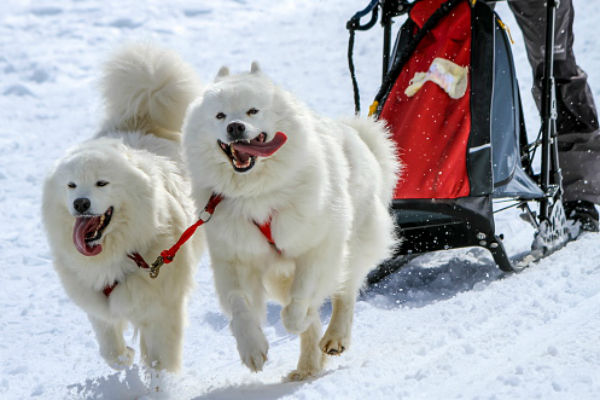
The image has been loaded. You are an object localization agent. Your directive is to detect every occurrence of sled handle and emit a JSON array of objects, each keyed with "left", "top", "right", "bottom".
[{"left": 347, "top": 0, "right": 379, "bottom": 31}]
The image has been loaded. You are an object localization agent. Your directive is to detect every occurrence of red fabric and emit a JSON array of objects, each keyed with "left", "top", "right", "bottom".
[
  {"left": 102, "top": 282, "right": 118, "bottom": 298},
  {"left": 254, "top": 217, "right": 282, "bottom": 255},
  {"left": 127, "top": 252, "right": 150, "bottom": 269},
  {"left": 380, "top": 0, "right": 472, "bottom": 199}
]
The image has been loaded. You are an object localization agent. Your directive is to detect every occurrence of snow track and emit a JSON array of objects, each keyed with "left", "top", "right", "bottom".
[{"left": 1, "top": 1, "right": 599, "bottom": 398}]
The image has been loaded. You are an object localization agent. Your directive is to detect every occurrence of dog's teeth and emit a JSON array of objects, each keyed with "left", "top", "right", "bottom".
[
  {"left": 99, "top": 215, "right": 105, "bottom": 225},
  {"left": 233, "top": 159, "right": 250, "bottom": 169}
]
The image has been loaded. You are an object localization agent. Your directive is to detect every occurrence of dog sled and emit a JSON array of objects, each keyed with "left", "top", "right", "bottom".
[{"left": 345, "top": 0, "right": 576, "bottom": 284}]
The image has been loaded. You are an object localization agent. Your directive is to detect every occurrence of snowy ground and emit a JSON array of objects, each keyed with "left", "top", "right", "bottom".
[{"left": 1, "top": 0, "right": 600, "bottom": 399}]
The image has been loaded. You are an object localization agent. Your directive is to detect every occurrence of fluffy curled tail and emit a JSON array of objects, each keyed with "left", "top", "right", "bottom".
[
  {"left": 346, "top": 117, "right": 401, "bottom": 203},
  {"left": 100, "top": 43, "right": 201, "bottom": 139}
]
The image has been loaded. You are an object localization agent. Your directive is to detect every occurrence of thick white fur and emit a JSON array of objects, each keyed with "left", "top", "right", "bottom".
[
  {"left": 182, "top": 66, "right": 400, "bottom": 380},
  {"left": 42, "top": 44, "right": 203, "bottom": 372}
]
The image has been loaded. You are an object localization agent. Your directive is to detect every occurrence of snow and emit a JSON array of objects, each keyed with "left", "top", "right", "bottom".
[{"left": 1, "top": 0, "right": 599, "bottom": 399}]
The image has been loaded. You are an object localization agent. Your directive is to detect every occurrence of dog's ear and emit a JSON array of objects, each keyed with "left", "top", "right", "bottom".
[
  {"left": 215, "top": 66, "right": 230, "bottom": 81},
  {"left": 250, "top": 61, "right": 261, "bottom": 74}
]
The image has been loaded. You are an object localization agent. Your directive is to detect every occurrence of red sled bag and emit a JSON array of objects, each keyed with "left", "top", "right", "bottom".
[
  {"left": 380, "top": 0, "right": 472, "bottom": 199},
  {"left": 371, "top": 0, "right": 541, "bottom": 201}
]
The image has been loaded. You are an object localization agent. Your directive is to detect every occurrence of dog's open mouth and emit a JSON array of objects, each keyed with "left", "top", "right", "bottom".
[
  {"left": 72, "top": 207, "right": 113, "bottom": 256},
  {"left": 218, "top": 131, "right": 287, "bottom": 173}
]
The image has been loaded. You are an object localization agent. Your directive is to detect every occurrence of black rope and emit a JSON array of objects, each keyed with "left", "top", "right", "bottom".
[
  {"left": 346, "top": 0, "right": 380, "bottom": 115},
  {"left": 348, "top": 28, "right": 361, "bottom": 115}
]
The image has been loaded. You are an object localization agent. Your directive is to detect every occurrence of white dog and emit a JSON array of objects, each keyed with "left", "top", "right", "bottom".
[
  {"left": 182, "top": 64, "right": 400, "bottom": 380},
  {"left": 42, "top": 44, "right": 203, "bottom": 372}
]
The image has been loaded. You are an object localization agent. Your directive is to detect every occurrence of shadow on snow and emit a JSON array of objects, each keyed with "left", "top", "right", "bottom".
[{"left": 361, "top": 247, "right": 505, "bottom": 309}]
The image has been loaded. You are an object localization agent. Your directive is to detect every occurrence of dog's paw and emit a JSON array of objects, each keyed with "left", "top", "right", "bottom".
[
  {"left": 285, "top": 351, "right": 325, "bottom": 382},
  {"left": 320, "top": 332, "right": 350, "bottom": 356},
  {"left": 104, "top": 346, "right": 135, "bottom": 370},
  {"left": 281, "top": 301, "right": 311, "bottom": 334},
  {"left": 285, "top": 368, "right": 318, "bottom": 382},
  {"left": 235, "top": 324, "right": 269, "bottom": 372}
]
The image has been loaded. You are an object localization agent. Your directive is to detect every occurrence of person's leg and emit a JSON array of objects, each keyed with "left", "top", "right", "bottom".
[
  {"left": 508, "top": 0, "right": 598, "bottom": 133},
  {"left": 508, "top": 0, "right": 600, "bottom": 230}
]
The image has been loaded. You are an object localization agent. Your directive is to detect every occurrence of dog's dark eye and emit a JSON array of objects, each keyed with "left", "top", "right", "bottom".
[
  {"left": 96, "top": 180, "right": 109, "bottom": 187},
  {"left": 247, "top": 108, "right": 259, "bottom": 116},
  {"left": 67, "top": 182, "right": 76, "bottom": 189},
  {"left": 216, "top": 112, "right": 226, "bottom": 120}
]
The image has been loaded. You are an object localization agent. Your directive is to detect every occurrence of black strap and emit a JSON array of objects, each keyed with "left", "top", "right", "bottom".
[{"left": 348, "top": 29, "right": 361, "bottom": 115}]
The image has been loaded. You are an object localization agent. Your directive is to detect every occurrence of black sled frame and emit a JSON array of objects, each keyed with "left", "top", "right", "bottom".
[{"left": 346, "top": 0, "right": 574, "bottom": 283}]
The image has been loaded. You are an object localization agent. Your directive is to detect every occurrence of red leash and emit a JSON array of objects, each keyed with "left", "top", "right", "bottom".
[
  {"left": 149, "top": 193, "right": 223, "bottom": 278},
  {"left": 149, "top": 192, "right": 282, "bottom": 279},
  {"left": 103, "top": 194, "right": 223, "bottom": 295}
]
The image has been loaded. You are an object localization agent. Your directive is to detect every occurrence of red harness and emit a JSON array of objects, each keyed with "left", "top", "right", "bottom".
[
  {"left": 102, "top": 252, "right": 150, "bottom": 297},
  {"left": 253, "top": 216, "right": 282, "bottom": 255}
]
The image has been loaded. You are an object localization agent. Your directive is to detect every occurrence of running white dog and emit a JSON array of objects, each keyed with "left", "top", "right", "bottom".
[
  {"left": 42, "top": 44, "right": 203, "bottom": 372},
  {"left": 182, "top": 64, "right": 400, "bottom": 380}
]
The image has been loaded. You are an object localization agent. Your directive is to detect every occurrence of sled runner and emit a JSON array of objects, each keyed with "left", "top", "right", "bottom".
[{"left": 346, "top": 0, "right": 574, "bottom": 283}]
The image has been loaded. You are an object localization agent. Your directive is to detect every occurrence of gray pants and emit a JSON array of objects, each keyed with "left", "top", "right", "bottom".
[{"left": 508, "top": 0, "right": 600, "bottom": 203}]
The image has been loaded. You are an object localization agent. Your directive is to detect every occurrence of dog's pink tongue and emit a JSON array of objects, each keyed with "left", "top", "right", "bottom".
[
  {"left": 231, "top": 132, "right": 287, "bottom": 157},
  {"left": 73, "top": 217, "right": 102, "bottom": 256}
]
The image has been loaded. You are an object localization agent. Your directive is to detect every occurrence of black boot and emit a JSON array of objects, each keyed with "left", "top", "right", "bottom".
[{"left": 564, "top": 200, "right": 600, "bottom": 232}]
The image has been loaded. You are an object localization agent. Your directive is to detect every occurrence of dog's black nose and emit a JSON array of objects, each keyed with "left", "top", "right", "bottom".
[
  {"left": 73, "top": 197, "right": 91, "bottom": 213},
  {"left": 227, "top": 122, "right": 246, "bottom": 141}
]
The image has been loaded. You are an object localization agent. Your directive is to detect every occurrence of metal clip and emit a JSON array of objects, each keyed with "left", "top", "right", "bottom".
[
  {"left": 199, "top": 209, "right": 213, "bottom": 223},
  {"left": 150, "top": 255, "right": 164, "bottom": 279}
]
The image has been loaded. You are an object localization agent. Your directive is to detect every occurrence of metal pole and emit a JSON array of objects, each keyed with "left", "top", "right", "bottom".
[
  {"left": 382, "top": 1, "right": 393, "bottom": 82},
  {"left": 540, "top": 0, "right": 557, "bottom": 220}
]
